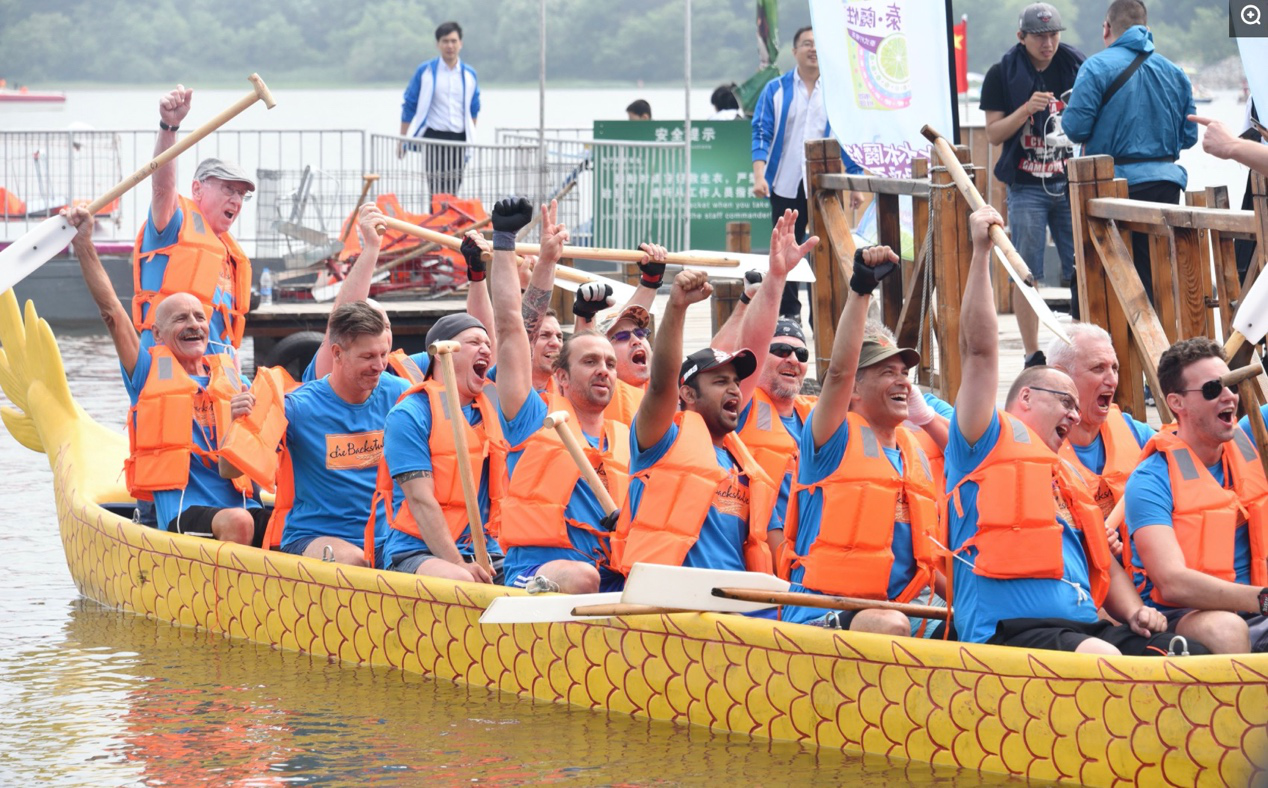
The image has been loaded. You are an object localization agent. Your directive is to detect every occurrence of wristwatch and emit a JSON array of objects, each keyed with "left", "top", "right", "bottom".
[{"left": 1258, "top": 588, "right": 1268, "bottom": 615}]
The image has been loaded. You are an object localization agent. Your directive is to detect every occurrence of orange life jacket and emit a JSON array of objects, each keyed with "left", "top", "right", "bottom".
[
  {"left": 1133, "top": 430, "right": 1268, "bottom": 605},
  {"left": 780, "top": 415, "right": 940, "bottom": 602},
  {"left": 1058, "top": 405, "right": 1144, "bottom": 518},
  {"left": 499, "top": 395, "right": 630, "bottom": 562},
  {"left": 362, "top": 380, "right": 508, "bottom": 564},
  {"left": 387, "top": 349, "right": 426, "bottom": 385},
  {"left": 125, "top": 346, "right": 255, "bottom": 501},
  {"left": 132, "top": 195, "right": 252, "bottom": 349},
  {"left": 603, "top": 378, "right": 646, "bottom": 426},
  {"left": 949, "top": 412, "right": 1112, "bottom": 608},
  {"left": 217, "top": 366, "right": 290, "bottom": 493},
  {"left": 912, "top": 427, "right": 947, "bottom": 496},
  {"left": 736, "top": 388, "right": 813, "bottom": 488},
  {"left": 611, "top": 412, "right": 775, "bottom": 575}
]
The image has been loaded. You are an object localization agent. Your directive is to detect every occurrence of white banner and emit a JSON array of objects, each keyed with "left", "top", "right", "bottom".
[
  {"left": 1238, "top": 38, "right": 1268, "bottom": 132},
  {"left": 810, "top": 0, "right": 955, "bottom": 178}
]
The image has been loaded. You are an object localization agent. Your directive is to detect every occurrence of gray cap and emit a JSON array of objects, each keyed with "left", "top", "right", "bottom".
[
  {"left": 425, "top": 313, "right": 487, "bottom": 350},
  {"left": 1019, "top": 3, "right": 1065, "bottom": 34},
  {"left": 193, "top": 157, "right": 256, "bottom": 191}
]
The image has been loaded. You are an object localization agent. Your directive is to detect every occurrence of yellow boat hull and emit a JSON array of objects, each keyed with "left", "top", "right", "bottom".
[{"left": 6, "top": 290, "right": 1268, "bottom": 785}]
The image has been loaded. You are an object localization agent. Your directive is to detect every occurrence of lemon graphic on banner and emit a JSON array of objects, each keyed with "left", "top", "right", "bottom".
[{"left": 845, "top": 1, "right": 912, "bottom": 111}]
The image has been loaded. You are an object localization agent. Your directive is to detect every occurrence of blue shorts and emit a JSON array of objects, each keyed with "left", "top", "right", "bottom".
[
  {"left": 389, "top": 549, "right": 504, "bottom": 583},
  {"left": 508, "top": 563, "right": 625, "bottom": 592},
  {"left": 281, "top": 535, "right": 384, "bottom": 569}
]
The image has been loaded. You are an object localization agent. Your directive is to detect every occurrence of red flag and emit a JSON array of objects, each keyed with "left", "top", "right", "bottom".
[{"left": 953, "top": 16, "right": 968, "bottom": 94}]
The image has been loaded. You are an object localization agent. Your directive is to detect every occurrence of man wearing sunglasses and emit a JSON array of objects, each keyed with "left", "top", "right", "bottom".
[
  {"left": 779, "top": 243, "right": 945, "bottom": 636},
  {"left": 946, "top": 206, "right": 1191, "bottom": 656},
  {"left": 134, "top": 86, "right": 256, "bottom": 359},
  {"left": 1123, "top": 338, "right": 1268, "bottom": 654}
]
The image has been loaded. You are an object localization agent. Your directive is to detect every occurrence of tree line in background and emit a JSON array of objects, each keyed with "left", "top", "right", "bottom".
[{"left": 0, "top": 0, "right": 1235, "bottom": 88}]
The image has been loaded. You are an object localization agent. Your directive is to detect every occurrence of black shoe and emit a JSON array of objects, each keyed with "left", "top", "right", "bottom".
[{"left": 1024, "top": 350, "right": 1047, "bottom": 368}]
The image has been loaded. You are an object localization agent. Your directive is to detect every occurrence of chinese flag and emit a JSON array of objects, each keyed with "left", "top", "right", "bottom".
[{"left": 954, "top": 16, "right": 968, "bottom": 94}]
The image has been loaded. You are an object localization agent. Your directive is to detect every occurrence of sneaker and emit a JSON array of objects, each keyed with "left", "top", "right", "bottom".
[
  {"left": 1024, "top": 350, "right": 1047, "bottom": 368},
  {"left": 524, "top": 575, "right": 560, "bottom": 595}
]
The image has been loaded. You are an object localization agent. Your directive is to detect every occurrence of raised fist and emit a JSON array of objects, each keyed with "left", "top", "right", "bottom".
[
  {"left": 159, "top": 85, "right": 193, "bottom": 127},
  {"left": 461, "top": 232, "right": 489, "bottom": 282},
  {"left": 491, "top": 197, "right": 534, "bottom": 235},
  {"left": 637, "top": 243, "right": 668, "bottom": 288},
  {"left": 669, "top": 269, "right": 713, "bottom": 307},
  {"left": 849, "top": 245, "right": 900, "bottom": 295},
  {"left": 573, "top": 282, "right": 614, "bottom": 319}
]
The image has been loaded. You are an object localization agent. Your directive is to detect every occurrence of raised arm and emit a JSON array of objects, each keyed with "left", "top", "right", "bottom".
[
  {"left": 460, "top": 231, "right": 495, "bottom": 354},
  {"left": 65, "top": 207, "right": 140, "bottom": 375},
  {"left": 633, "top": 270, "right": 712, "bottom": 450},
  {"left": 151, "top": 86, "right": 193, "bottom": 234},
  {"left": 312, "top": 204, "right": 385, "bottom": 378},
  {"left": 522, "top": 199, "right": 566, "bottom": 339},
  {"left": 489, "top": 198, "right": 536, "bottom": 418},
  {"left": 733, "top": 210, "right": 817, "bottom": 406},
  {"left": 399, "top": 474, "right": 491, "bottom": 583},
  {"left": 579, "top": 242, "right": 666, "bottom": 332},
  {"left": 956, "top": 206, "right": 1005, "bottom": 445},
  {"left": 810, "top": 245, "right": 898, "bottom": 448},
  {"left": 711, "top": 271, "right": 761, "bottom": 351}
]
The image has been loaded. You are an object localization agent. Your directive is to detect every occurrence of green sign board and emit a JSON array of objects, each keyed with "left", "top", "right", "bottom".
[{"left": 592, "top": 120, "right": 771, "bottom": 252}]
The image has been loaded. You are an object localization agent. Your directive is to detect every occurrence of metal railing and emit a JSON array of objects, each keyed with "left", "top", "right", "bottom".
[{"left": 494, "top": 127, "right": 593, "bottom": 144}]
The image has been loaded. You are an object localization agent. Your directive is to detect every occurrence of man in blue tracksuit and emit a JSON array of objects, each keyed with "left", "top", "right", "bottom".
[
  {"left": 1062, "top": 0, "right": 1196, "bottom": 303},
  {"left": 400, "top": 21, "right": 481, "bottom": 198},
  {"left": 751, "top": 25, "right": 862, "bottom": 323}
]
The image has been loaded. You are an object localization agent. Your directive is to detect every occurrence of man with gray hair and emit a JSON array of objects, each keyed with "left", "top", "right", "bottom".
[
  {"left": 133, "top": 85, "right": 256, "bottom": 356},
  {"left": 1047, "top": 323, "right": 1154, "bottom": 522}
]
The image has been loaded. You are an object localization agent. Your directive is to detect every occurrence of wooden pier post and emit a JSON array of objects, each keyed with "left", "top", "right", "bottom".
[
  {"left": 929, "top": 144, "right": 974, "bottom": 401},
  {"left": 709, "top": 221, "right": 751, "bottom": 334},
  {"left": 805, "top": 139, "right": 850, "bottom": 377}
]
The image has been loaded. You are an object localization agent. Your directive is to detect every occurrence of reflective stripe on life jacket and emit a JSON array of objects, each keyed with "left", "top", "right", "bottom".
[
  {"left": 132, "top": 195, "right": 252, "bottom": 349},
  {"left": 387, "top": 349, "right": 426, "bottom": 385},
  {"left": 611, "top": 411, "right": 775, "bottom": 575},
  {"left": 736, "top": 388, "right": 812, "bottom": 489},
  {"left": 1059, "top": 405, "right": 1144, "bottom": 518},
  {"left": 362, "top": 380, "right": 508, "bottom": 564},
  {"left": 780, "top": 415, "right": 940, "bottom": 603},
  {"left": 912, "top": 427, "right": 947, "bottom": 497},
  {"left": 124, "top": 346, "right": 254, "bottom": 501},
  {"left": 499, "top": 395, "right": 629, "bottom": 561},
  {"left": 1133, "top": 429, "right": 1268, "bottom": 605},
  {"left": 603, "top": 378, "right": 645, "bottom": 426},
  {"left": 217, "top": 366, "right": 290, "bottom": 493},
  {"left": 949, "top": 412, "right": 1112, "bottom": 608}
]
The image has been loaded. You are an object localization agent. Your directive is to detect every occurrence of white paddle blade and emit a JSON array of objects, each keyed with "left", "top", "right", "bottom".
[
  {"left": 0, "top": 216, "right": 78, "bottom": 293},
  {"left": 993, "top": 246, "right": 1071, "bottom": 345},
  {"left": 621, "top": 563, "right": 790, "bottom": 613},
  {"left": 1234, "top": 267, "right": 1268, "bottom": 345},
  {"left": 478, "top": 591, "right": 623, "bottom": 624}
]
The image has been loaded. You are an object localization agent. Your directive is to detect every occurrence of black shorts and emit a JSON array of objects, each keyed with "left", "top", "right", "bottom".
[
  {"left": 166, "top": 506, "right": 272, "bottom": 548},
  {"left": 988, "top": 617, "right": 1212, "bottom": 657}
]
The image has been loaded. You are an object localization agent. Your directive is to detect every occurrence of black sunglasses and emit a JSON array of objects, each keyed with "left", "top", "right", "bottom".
[
  {"left": 1180, "top": 379, "right": 1238, "bottom": 401},
  {"left": 770, "top": 343, "right": 809, "bottom": 362}
]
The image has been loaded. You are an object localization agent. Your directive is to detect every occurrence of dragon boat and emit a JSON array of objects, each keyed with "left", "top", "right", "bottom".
[{"left": 2, "top": 288, "right": 1266, "bottom": 786}]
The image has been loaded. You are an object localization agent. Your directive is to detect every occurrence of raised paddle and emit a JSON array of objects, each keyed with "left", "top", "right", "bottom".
[
  {"left": 919, "top": 125, "right": 1071, "bottom": 345},
  {"left": 0, "top": 74, "right": 277, "bottom": 294},
  {"left": 377, "top": 215, "right": 741, "bottom": 268},
  {"left": 620, "top": 563, "right": 791, "bottom": 613},
  {"left": 429, "top": 339, "right": 493, "bottom": 575},
  {"left": 711, "top": 588, "right": 951, "bottom": 621},
  {"left": 310, "top": 174, "right": 383, "bottom": 301},
  {"left": 480, "top": 592, "right": 625, "bottom": 624},
  {"left": 340, "top": 173, "right": 380, "bottom": 246},
  {"left": 542, "top": 410, "right": 619, "bottom": 516}
]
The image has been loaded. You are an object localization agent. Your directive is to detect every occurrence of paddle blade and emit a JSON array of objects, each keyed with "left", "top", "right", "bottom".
[
  {"left": 0, "top": 216, "right": 78, "bottom": 293},
  {"left": 1234, "top": 267, "right": 1268, "bottom": 345},
  {"left": 478, "top": 591, "right": 623, "bottom": 624},
  {"left": 621, "top": 563, "right": 791, "bottom": 613}
]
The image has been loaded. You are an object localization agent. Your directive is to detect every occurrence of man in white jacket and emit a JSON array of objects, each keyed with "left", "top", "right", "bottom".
[{"left": 400, "top": 21, "right": 480, "bottom": 198}]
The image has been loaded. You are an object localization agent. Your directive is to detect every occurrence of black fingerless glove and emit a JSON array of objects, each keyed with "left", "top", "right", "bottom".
[
  {"left": 491, "top": 197, "right": 533, "bottom": 249},
  {"left": 849, "top": 246, "right": 897, "bottom": 295},
  {"left": 572, "top": 282, "right": 614, "bottom": 319},
  {"left": 461, "top": 236, "right": 486, "bottom": 282},
  {"left": 638, "top": 254, "right": 666, "bottom": 289},
  {"left": 740, "top": 269, "right": 763, "bottom": 305}
]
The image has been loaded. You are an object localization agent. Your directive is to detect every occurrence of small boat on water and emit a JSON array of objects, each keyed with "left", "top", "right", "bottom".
[
  {"left": 0, "top": 87, "right": 66, "bottom": 104},
  {"left": 2, "top": 288, "right": 1266, "bottom": 786}
]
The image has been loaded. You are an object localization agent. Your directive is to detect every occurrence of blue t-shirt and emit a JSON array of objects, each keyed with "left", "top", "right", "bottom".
[
  {"left": 281, "top": 375, "right": 412, "bottom": 550},
  {"left": 925, "top": 392, "right": 954, "bottom": 419},
  {"left": 781, "top": 415, "right": 920, "bottom": 625},
  {"left": 301, "top": 350, "right": 430, "bottom": 384},
  {"left": 624, "top": 418, "right": 779, "bottom": 574},
  {"left": 1124, "top": 451, "right": 1251, "bottom": 611},
  {"left": 137, "top": 205, "right": 238, "bottom": 356},
  {"left": 380, "top": 390, "right": 502, "bottom": 567},
  {"left": 499, "top": 390, "right": 615, "bottom": 584},
  {"left": 1069, "top": 411, "right": 1155, "bottom": 476},
  {"left": 946, "top": 410, "right": 1099, "bottom": 644},
  {"left": 1237, "top": 403, "right": 1268, "bottom": 444},
  {"left": 124, "top": 350, "right": 258, "bottom": 531},
  {"left": 735, "top": 398, "right": 804, "bottom": 532}
]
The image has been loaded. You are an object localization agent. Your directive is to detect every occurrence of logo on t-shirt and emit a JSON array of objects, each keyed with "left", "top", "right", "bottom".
[
  {"left": 714, "top": 469, "right": 750, "bottom": 520},
  {"left": 326, "top": 431, "right": 384, "bottom": 470}
]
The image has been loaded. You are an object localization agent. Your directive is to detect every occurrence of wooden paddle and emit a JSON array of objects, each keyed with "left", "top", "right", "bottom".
[
  {"left": 310, "top": 174, "right": 383, "bottom": 302},
  {"left": 429, "top": 339, "right": 492, "bottom": 575},
  {"left": 1225, "top": 264, "right": 1268, "bottom": 357},
  {"left": 340, "top": 173, "right": 380, "bottom": 245},
  {"left": 0, "top": 74, "right": 276, "bottom": 294},
  {"left": 377, "top": 215, "right": 740, "bottom": 268},
  {"left": 919, "top": 125, "right": 1071, "bottom": 345},
  {"left": 571, "top": 603, "right": 685, "bottom": 617},
  {"left": 712, "top": 588, "right": 950, "bottom": 621},
  {"left": 480, "top": 592, "right": 624, "bottom": 624},
  {"left": 620, "top": 563, "right": 791, "bottom": 613},
  {"left": 542, "top": 411, "right": 619, "bottom": 515}
]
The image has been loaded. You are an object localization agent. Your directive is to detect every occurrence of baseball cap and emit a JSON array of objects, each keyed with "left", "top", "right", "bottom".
[
  {"left": 193, "top": 157, "right": 256, "bottom": 191},
  {"left": 597, "top": 304, "right": 651, "bottom": 338},
  {"left": 773, "top": 318, "right": 806, "bottom": 344},
  {"left": 680, "top": 347, "right": 757, "bottom": 386},
  {"left": 1018, "top": 3, "right": 1065, "bottom": 34},
  {"left": 857, "top": 333, "right": 920, "bottom": 370}
]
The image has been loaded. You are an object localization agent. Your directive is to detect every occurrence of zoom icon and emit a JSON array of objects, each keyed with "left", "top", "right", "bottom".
[{"left": 1232, "top": 1, "right": 1268, "bottom": 35}]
